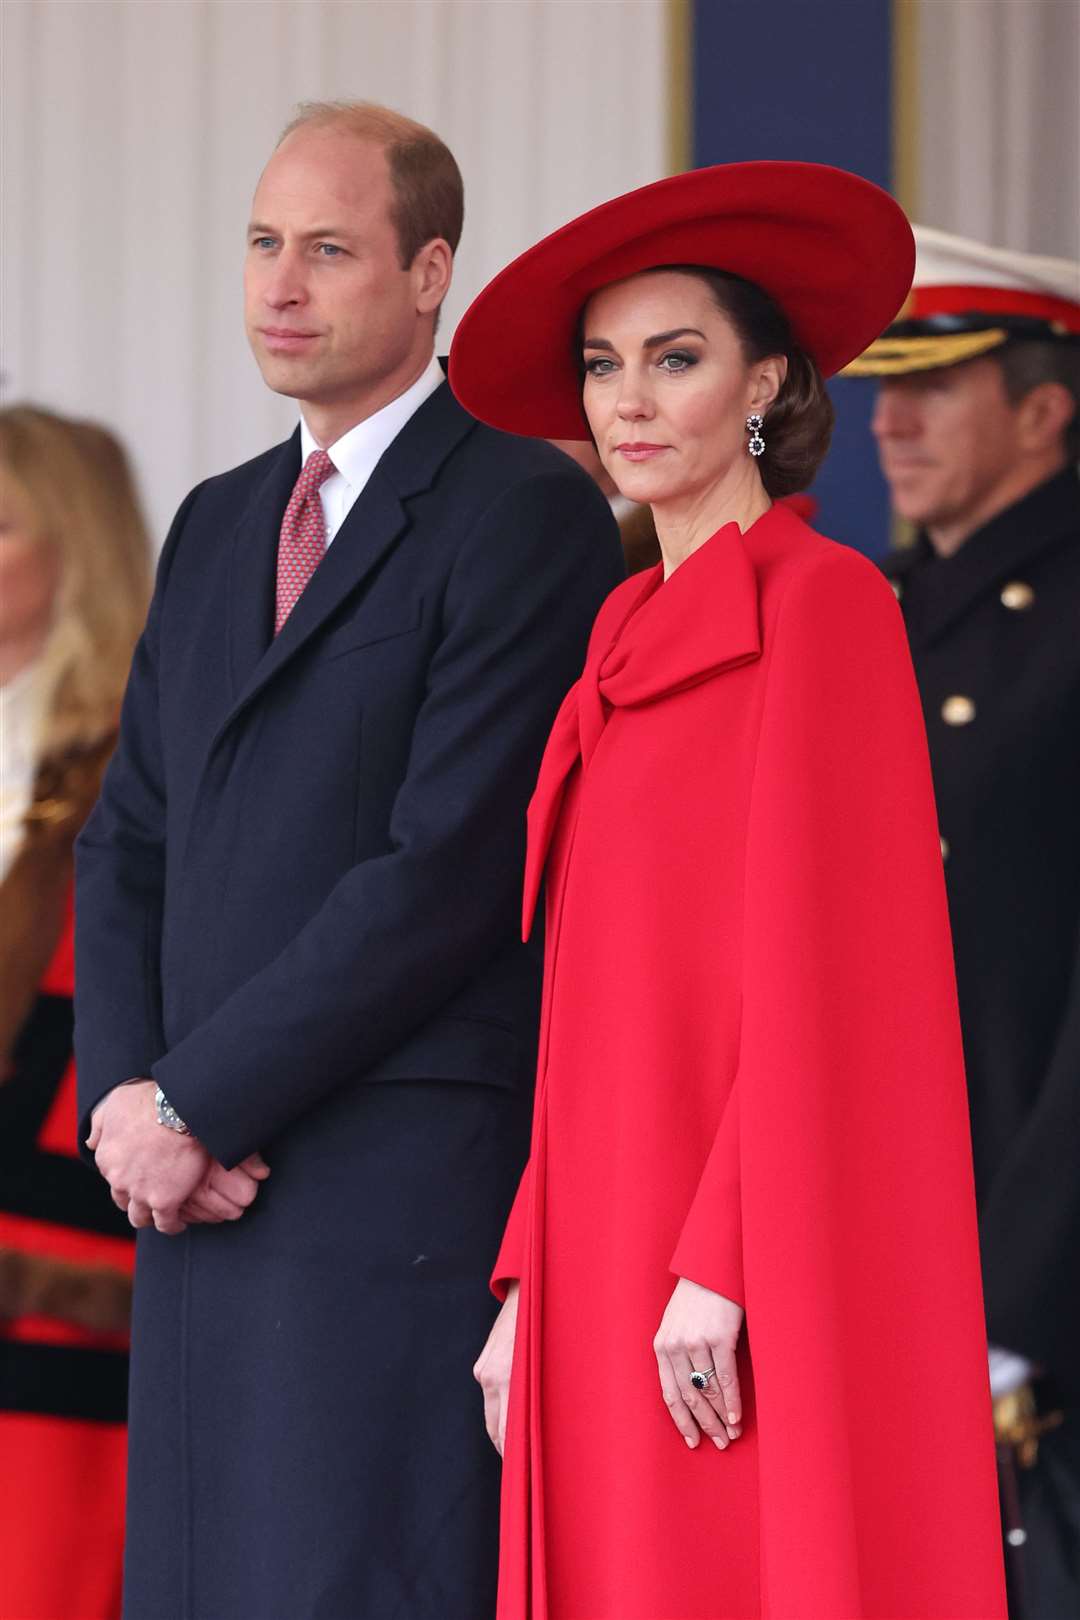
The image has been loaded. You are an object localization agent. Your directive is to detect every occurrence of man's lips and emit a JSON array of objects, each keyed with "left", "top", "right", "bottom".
[
  {"left": 615, "top": 443, "right": 669, "bottom": 462},
  {"left": 258, "top": 327, "right": 320, "bottom": 351}
]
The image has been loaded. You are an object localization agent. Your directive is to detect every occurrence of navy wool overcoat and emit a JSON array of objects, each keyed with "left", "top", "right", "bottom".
[{"left": 74, "top": 379, "right": 623, "bottom": 1620}]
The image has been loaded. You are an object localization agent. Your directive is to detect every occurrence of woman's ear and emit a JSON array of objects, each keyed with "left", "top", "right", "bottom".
[{"left": 750, "top": 354, "right": 788, "bottom": 416}]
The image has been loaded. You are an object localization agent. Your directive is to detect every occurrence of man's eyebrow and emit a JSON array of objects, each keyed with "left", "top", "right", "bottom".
[
  {"left": 581, "top": 327, "right": 707, "bottom": 351},
  {"left": 246, "top": 222, "right": 356, "bottom": 239}
]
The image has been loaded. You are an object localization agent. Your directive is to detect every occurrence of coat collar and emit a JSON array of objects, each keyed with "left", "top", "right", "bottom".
[
  {"left": 883, "top": 467, "right": 1080, "bottom": 648},
  {"left": 217, "top": 379, "right": 474, "bottom": 746},
  {"left": 522, "top": 512, "right": 764, "bottom": 938}
]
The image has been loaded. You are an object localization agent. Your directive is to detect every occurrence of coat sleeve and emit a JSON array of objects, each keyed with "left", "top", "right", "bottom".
[
  {"left": 978, "top": 907, "right": 1080, "bottom": 1394},
  {"left": 683, "top": 545, "right": 1005, "bottom": 1618},
  {"left": 74, "top": 488, "right": 199, "bottom": 1148},
  {"left": 491, "top": 1158, "right": 531, "bottom": 1300},
  {"left": 145, "top": 472, "right": 623, "bottom": 1167}
]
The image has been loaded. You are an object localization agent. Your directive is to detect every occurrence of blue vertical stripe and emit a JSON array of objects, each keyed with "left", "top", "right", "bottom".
[{"left": 690, "top": 0, "right": 896, "bottom": 556}]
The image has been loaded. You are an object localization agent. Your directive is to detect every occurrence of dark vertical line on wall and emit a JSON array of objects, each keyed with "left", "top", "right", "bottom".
[
  {"left": 667, "top": 0, "right": 692, "bottom": 175},
  {"left": 690, "top": 0, "right": 895, "bottom": 557}
]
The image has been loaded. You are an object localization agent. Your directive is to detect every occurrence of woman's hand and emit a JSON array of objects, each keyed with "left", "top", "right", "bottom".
[
  {"left": 473, "top": 1282, "right": 519, "bottom": 1456},
  {"left": 654, "top": 1276, "right": 744, "bottom": 1450}
]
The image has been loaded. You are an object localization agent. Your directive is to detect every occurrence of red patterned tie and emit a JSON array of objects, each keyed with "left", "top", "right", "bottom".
[{"left": 275, "top": 448, "right": 335, "bottom": 634}]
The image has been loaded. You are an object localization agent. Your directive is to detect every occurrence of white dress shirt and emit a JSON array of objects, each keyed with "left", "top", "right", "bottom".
[{"left": 299, "top": 353, "right": 445, "bottom": 546}]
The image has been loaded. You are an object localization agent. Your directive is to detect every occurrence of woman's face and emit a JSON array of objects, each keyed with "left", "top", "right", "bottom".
[
  {"left": 581, "top": 270, "right": 780, "bottom": 508},
  {"left": 0, "top": 470, "right": 60, "bottom": 657}
]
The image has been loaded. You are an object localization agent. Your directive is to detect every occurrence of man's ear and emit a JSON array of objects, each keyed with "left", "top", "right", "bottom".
[
  {"left": 1016, "top": 379, "right": 1075, "bottom": 454},
  {"left": 414, "top": 238, "right": 453, "bottom": 317}
]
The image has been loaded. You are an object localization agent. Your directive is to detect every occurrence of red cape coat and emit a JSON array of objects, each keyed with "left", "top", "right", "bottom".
[{"left": 492, "top": 506, "right": 1006, "bottom": 1620}]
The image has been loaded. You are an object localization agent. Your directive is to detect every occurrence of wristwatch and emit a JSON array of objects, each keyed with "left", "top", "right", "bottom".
[{"left": 154, "top": 1085, "right": 191, "bottom": 1135}]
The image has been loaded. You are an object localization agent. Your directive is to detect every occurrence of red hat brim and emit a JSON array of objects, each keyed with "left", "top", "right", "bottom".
[{"left": 448, "top": 161, "right": 914, "bottom": 439}]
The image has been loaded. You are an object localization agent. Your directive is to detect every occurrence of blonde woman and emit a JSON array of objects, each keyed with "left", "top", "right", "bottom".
[{"left": 0, "top": 405, "right": 150, "bottom": 1620}]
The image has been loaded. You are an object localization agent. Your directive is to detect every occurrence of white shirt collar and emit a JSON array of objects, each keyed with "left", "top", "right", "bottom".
[{"left": 299, "top": 353, "right": 445, "bottom": 500}]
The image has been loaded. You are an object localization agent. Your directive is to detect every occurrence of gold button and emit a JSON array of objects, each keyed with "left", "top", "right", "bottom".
[
  {"left": 940, "top": 835, "right": 950, "bottom": 861},
  {"left": 1000, "top": 580, "right": 1035, "bottom": 611},
  {"left": 890, "top": 578, "right": 903, "bottom": 600},
  {"left": 942, "top": 694, "right": 976, "bottom": 726}
]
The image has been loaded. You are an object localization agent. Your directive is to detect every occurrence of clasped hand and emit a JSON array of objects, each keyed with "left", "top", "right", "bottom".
[{"left": 87, "top": 1079, "right": 269, "bottom": 1235}]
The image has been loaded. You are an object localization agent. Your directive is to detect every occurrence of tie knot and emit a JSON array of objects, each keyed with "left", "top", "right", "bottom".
[{"left": 299, "top": 448, "right": 335, "bottom": 494}]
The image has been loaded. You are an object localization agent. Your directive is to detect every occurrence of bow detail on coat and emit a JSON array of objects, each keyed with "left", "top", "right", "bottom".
[{"left": 523, "top": 517, "right": 766, "bottom": 938}]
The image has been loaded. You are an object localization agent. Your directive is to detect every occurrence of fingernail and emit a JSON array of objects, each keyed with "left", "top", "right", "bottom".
[
  {"left": 728, "top": 1412, "right": 738, "bottom": 1424},
  {"left": 684, "top": 1435, "right": 697, "bottom": 1449},
  {"left": 712, "top": 1436, "right": 727, "bottom": 1450},
  {"left": 728, "top": 1426, "right": 742, "bottom": 1439}
]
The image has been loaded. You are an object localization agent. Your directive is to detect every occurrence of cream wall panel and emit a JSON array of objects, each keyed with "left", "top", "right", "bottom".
[
  {"left": 1, "top": 0, "right": 670, "bottom": 544},
  {"left": 916, "top": 0, "right": 1080, "bottom": 261}
]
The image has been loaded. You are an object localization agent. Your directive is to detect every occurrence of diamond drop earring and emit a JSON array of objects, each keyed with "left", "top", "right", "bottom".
[{"left": 746, "top": 414, "right": 765, "bottom": 457}]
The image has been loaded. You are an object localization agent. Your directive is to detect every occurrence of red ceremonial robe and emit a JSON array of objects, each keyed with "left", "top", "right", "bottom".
[{"left": 492, "top": 505, "right": 1006, "bottom": 1620}]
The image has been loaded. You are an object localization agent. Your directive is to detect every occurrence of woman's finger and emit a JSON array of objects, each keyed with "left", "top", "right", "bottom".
[
  {"left": 656, "top": 1348, "right": 703, "bottom": 1448},
  {"left": 709, "top": 1339, "right": 742, "bottom": 1438},
  {"left": 673, "top": 1347, "right": 729, "bottom": 1448}
]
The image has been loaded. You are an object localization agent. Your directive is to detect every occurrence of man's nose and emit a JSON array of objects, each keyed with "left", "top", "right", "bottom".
[
  {"left": 262, "top": 252, "right": 307, "bottom": 311},
  {"left": 871, "top": 385, "right": 918, "bottom": 439}
]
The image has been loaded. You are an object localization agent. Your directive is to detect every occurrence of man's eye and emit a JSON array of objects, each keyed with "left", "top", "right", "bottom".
[
  {"left": 583, "top": 356, "right": 616, "bottom": 376},
  {"left": 252, "top": 237, "right": 277, "bottom": 251},
  {"left": 316, "top": 243, "right": 344, "bottom": 257}
]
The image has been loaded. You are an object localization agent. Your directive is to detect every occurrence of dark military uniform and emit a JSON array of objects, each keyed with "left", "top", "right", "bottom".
[{"left": 882, "top": 465, "right": 1080, "bottom": 1617}]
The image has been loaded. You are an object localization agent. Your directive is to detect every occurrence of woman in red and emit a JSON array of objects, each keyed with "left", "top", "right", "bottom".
[{"left": 449, "top": 165, "right": 1007, "bottom": 1620}]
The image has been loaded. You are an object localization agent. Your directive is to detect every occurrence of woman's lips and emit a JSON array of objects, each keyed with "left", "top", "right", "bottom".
[{"left": 616, "top": 443, "right": 669, "bottom": 462}]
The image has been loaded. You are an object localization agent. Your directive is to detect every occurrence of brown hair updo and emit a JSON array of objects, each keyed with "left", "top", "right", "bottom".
[{"left": 661, "top": 265, "right": 835, "bottom": 497}]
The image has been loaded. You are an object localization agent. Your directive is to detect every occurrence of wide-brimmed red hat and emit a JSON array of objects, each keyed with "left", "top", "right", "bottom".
[{"left": 448, "top": 161, "right": 914, "bottom": 439}]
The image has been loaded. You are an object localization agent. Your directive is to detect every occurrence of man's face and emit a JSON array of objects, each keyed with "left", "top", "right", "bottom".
[
  {"left": 870, "top": 357, "right": 1025, "bottom": 532},
  {"left": 244, "top": 129, "right": 423, "bottom": 413}
]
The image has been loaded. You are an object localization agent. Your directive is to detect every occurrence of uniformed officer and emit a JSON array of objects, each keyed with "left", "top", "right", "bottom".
[{"left": 847, "top": 227, "right": 1080, "bottom": 1620}]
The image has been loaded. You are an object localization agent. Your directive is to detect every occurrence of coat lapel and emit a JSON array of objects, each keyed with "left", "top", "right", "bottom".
[
  {"left": 226, "top": 430, "right": 301, "bottom": 697},
  {"left": 213, "top": 381, "right": 475, "bottom": 749},
  {"left": 521, "top": 513, "right": 768, "bottom": 940}
]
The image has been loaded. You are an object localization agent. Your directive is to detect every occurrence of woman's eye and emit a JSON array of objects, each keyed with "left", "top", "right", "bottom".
[
  {"left": 583, "top": 356, "right": 616, "bottom": 376},
  {"left": 658, "top": 350, "right": 697, "bottom": 372}
]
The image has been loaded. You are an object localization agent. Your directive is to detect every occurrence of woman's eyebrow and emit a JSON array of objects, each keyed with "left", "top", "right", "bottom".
[
  {"left": 642, "top": 327, "right": 706, "bottom": 348},
  {"left": 581, "top": 327, "right": 707, "bottom": 352}
]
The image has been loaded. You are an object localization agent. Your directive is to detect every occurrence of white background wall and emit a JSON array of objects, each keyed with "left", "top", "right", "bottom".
[
  {"left": 915, "top": 0, "right": 1080, "bottom": 261},
  {"left": 1, "top": 0, "right": 671, "bottom": 544}
]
